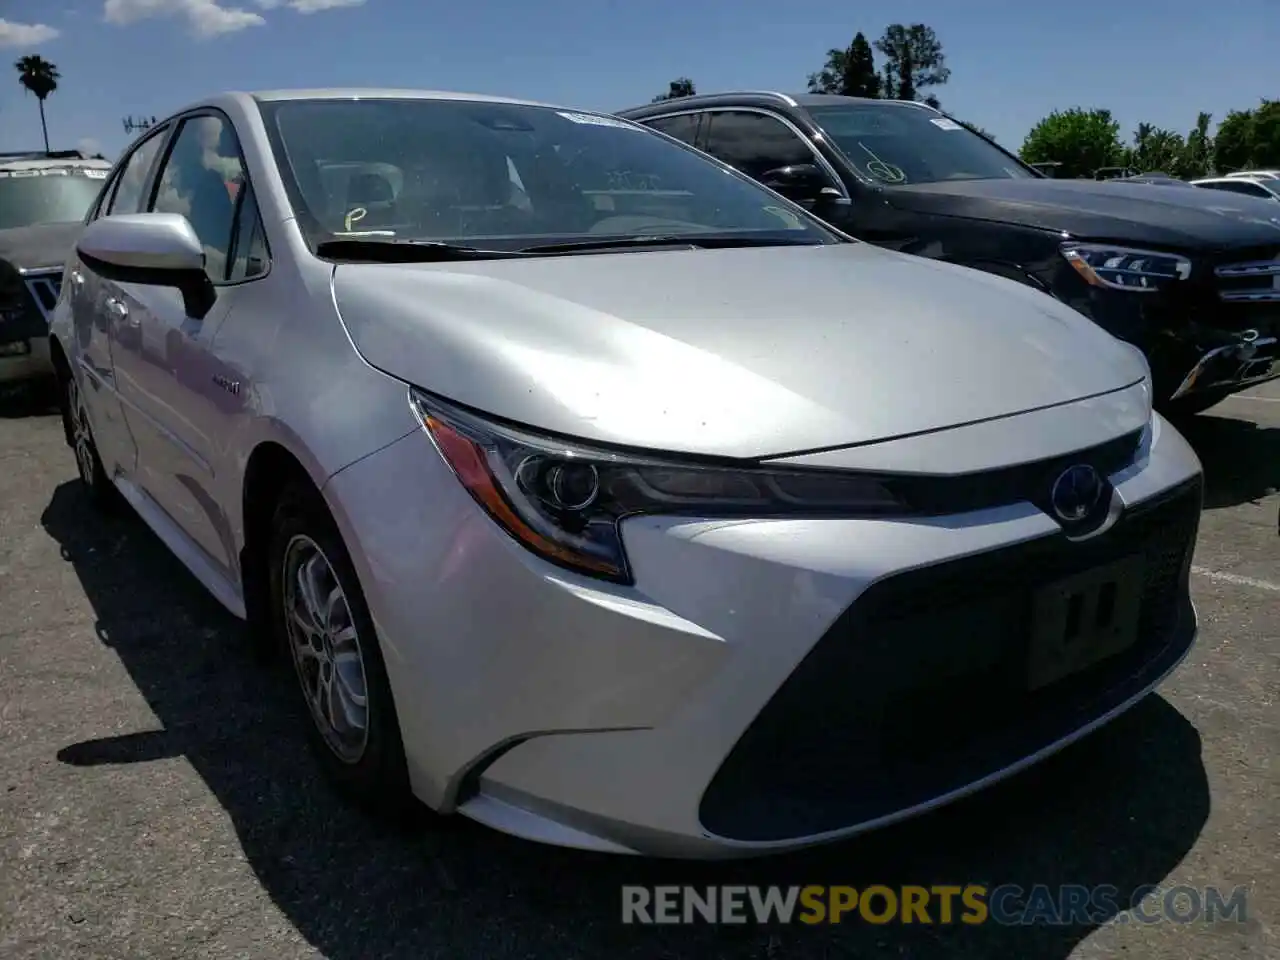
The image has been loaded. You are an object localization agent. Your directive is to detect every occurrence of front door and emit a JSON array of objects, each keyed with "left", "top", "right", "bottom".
[{"left": 105, "top": 112, "right": 255, "bottom": 576}]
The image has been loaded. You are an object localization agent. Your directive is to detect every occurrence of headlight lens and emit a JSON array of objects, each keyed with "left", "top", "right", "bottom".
[
  {"left": 1060, "top": 242, "right": 1191, "bottom": 292},
  {"left": 411, "top": 390, "right": 905, "bottom": 584}
]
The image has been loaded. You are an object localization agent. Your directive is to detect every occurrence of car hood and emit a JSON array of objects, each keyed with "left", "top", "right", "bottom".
[
  {"left": 0, "top": 221, "right": 82, "bottom": 271},
  {"left": 332, "top": 243, "right": 1146, "bottom": 459},
  {"left": 888, "top": 178, "right": 1280, "bottom": 251}
]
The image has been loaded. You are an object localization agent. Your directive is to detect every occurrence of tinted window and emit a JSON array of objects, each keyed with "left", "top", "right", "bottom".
[
  {"left": 0, "top": 168, "right": 110, "bottom": 230},
  {"left": 107, "top": 128, "right": 168, "bottom": 215},
  {"left": 646, "top": 113, "right": 700, "bottom": 146},
  {"left": 151, "top": 115, "right": 246, "bottom": 281},
  {"left": 227, "top": 186, "right": 269, "bottom": 282},
  {"left": 702, "top": 111, "right": 816, "bottom": 179},
  {"left": 807, "top": 102, "right": 1035, "bottom": 185},
  {"left": 1202, "top": 180, "right": 1275, "bottom": 198},
  {"left": 260, "top": 98, "right": 836, "bottom": 250}
]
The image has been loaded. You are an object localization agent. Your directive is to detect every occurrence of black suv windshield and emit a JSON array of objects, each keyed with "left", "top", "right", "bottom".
[
  {"left": 807, "top": 102, "right": 1036, "bottom": 186},
  {"left": 260, "top": 98, "right": 839, "bottom": 250},
  {"left": 0, "top": 169, "right": 108, "bottom": 230}
]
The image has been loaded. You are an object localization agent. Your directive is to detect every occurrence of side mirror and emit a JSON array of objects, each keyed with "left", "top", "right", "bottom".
[
  {"left": 759, "top": 163, "right": 838, "bottom": 204},
  {"left": 76, "top": 213, "right": 217, "bottom": 319}
]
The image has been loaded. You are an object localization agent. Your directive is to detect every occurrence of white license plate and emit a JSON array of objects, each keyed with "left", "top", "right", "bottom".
[{"left": 1027, "top": 555, "right": 1145, "bottom": 691}]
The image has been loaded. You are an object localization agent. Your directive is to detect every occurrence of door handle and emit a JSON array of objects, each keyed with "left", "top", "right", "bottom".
[{"left": 105, "top": 298, "right": 136, "bottom": 326}]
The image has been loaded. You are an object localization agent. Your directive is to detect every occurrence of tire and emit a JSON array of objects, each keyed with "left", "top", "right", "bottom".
[
  {"left": 267, "top": 483, "right": 414, "bottom": 818},
  {"left": 65, "top": 373, "right": 117, "bottom": 509}
]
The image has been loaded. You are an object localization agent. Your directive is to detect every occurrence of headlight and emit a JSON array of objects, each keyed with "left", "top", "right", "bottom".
[
  {"left": 410, "top": 390, "right": 906, "bottom": 584},
  {"left": 1060, "top": 242, "right": 1191, "bottom": 293}
]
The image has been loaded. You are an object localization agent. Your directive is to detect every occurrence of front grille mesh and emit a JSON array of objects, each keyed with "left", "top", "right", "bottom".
[
  {"left": 699, "top": 477, "right": 1202, "bottom": 842},
  {"left": 1214, "top": 253, "right": 1280, "bottom": 304}
]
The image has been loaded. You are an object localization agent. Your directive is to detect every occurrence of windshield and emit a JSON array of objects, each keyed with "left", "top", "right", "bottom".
[
  {"left": 259, "top": 98, "right": 838, "bottom": 251},
  {"left": 0, "top": 169, "right": 108, "bottom": 230},
  {"left": 807, "top": 103, "right": 1036, "bottom": 186}
]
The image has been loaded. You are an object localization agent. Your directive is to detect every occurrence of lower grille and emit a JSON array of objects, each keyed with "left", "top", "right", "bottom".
[
  {"left": 1214, "top": 251, "right": 1280, "bottom": 305},
  {"left": 699, "top": 477, "right": 1202, "bottom": 843}
]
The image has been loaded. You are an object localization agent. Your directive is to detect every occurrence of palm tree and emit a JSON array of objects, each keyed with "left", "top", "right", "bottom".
[{"left": 14, "top": 55, "right": 61, "bottom": 153}]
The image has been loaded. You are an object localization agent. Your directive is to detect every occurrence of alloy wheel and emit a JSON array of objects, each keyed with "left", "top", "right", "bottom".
[{"left": 282, "top": 534, "right": 370, "bottom": 764}]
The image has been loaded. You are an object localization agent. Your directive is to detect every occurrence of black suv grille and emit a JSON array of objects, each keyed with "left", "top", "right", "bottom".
[
  {"left": 699, "top": 476, "right": 1202, "bottom": 842},
  {"left": 1214, "top": 248, "right": 1280, "bottom": 307}
]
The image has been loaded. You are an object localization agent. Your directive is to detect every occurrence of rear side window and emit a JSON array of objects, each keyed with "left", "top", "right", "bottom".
[
  {"left": 647, "top": 113, "right": 700, "bottom": 146},
  {"left": 1201, "top": 181, "right": 1272, "bottom": 197}
]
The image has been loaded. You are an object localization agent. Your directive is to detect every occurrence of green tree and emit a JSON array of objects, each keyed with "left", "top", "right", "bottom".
[
  {"left": 1178, "top": 112, "right": 1213, "bottom": 179},
  {"left": 875, "top": 24, "right": 949, "bottom": 103},
  {"left": 655, "top": 79, "right": 696, "bottom": 104},
  {"left": 1020, "top": 108, "right": 1124, "bottom": 179},
  {"left": 807, "top": 31, "right": 881, "bottom": 97},
  {"left": 1127, "top": 123, "right": 1187, "bottom": 175},
  {"left": 652, "top": 78, "right": 696, "bottom": 103},
  {"left": 1251, "top": 99, "right": 1280, "bottom": 167},
  {"left": 14, "top": 55, "right": 60, "bottom": 154},
  {"left": 1213, "top": 108, "right": 1255, "bottom": 172}
]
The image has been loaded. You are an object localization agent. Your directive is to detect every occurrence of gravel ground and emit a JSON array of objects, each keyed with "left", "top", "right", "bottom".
[{"left": 0, "top": 381, "right": 1276, "bottom": 959}]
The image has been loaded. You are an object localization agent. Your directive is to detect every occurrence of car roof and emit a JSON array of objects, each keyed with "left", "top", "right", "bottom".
[
  {"left": 615, "top": 91, "right": 940, "bottom": 118},
  {"left": 162, "top": 89, "right": 564, "bottom": 117},
  {"left": 0, "top": 155, "right": 112, "bottom": 173}
]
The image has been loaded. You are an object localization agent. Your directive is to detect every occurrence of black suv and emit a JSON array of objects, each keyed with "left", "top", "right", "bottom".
[
  {"left": 0, "top": 150, "right": 111, "bottom": 390},
  {"left": 617, "top": 93, "right": 1280, "bottom": 415}
]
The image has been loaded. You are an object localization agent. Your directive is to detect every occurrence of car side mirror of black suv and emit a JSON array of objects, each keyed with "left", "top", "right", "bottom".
[{"left": 759, "top": 163, "right": 840, "bottom": 205}]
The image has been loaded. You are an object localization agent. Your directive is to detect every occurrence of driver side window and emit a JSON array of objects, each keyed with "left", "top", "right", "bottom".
[{"left": 149, "top": 114, "right": 248, "bottom": 283}]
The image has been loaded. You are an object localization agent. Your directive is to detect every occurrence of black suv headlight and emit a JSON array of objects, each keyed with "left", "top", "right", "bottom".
[{"left": 1060, "top": 242, "right": 1192, "bottom": 293}]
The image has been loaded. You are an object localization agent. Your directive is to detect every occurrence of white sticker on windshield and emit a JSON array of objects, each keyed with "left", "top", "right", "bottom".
[
  {"left": 930, "top": 118, "right": 963, "bottom": 131},
  {"left": 557, "top": 111, "right": 636, "bottom": 129},
  {"left": 83, "top": 169, "right": 108, "bottom": 178}
]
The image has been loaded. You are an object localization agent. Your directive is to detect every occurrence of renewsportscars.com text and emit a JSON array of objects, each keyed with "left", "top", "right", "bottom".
[{"left": 621, "top": 884, "right": 1249, "bottom": 926}]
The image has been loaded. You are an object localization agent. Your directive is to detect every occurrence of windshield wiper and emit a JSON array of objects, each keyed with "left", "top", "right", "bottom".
[
  {"left": 315, "top": 238, "right": 523, "bottom": 262},
  {"left": 517, "top": 235, "right": 829, "bottom": 255}
]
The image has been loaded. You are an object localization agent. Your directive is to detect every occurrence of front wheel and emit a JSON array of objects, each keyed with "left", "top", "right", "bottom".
[{"left": 267, "top": 484, "right": 414, "bottom": 818}]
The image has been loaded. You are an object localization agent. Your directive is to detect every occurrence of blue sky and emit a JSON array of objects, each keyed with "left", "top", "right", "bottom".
[{"left": 1, "top": 0, "right": 1277, "bottom": 160}]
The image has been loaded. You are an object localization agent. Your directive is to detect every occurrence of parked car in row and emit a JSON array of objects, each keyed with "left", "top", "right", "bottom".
[
  {"left": 0, "top": 150, "right": 111, "bottom": 389},
  {"left": 1192, "top": 175, "right": 1280, "bottom": 201},
  {"left": 616, "top": 92, "right": 1280, "bottom": 416},
  {"left": 1223, "top": 169, "right": 1280, "bottom": 181},
  {"left": 52, "top": 88, "right": 1203, "bottom": 858}
]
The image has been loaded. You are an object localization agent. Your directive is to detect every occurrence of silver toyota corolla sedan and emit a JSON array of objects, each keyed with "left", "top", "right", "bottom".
[{"left": 49, "top": 89, "right": 1203, "bottom": 859}]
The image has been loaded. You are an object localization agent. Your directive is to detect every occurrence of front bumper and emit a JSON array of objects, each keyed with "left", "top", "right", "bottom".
[
  {"left": 324, "top": 400, "right": 1203, "bottom": 859},
  {"left": 1168, "top": 334, "right": 1279, "bottom": 400},
  {"left": 1052, "top": 256, "right": 1280, "bottom": 403},
  {"left": 0, "top": 336, "right": 53, "bottom": 385}
]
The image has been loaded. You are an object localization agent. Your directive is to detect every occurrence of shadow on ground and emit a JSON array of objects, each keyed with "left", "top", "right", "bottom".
[
  {"left": 0, "top": 381, "right": 58, "bottom": 419},
  {"left": 43, "top": 480, "right": 1210, "bottom": 959},
  {"left": 1168, "top": 410, "right": 1280, "bottom": 511}
]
